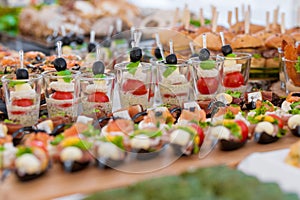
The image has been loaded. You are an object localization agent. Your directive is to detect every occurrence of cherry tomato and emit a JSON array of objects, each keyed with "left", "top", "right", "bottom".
[
  {"left": 235, "top": 120, "right": 248, "bottom": 141},
  {"left": 223, "top": 72, "right": 244, "bottom": 88},
  {"left": 52, "top": 91, "right": 73, "bottom": 100},
  {"left": 122, "top": 79, "right": 147, "bottom": 95},
  {"left": 12, "top": 99, "right": 33, "bottom": 107},
  {"left": 190, "top": 123, "right": 205, "bottom": 147},
  {"left": 197, "top": 77, "right": 219, "bottom": 94},
  {"left": 88, "top": 92, "right": 109, "bottom": 103},
  {"left": 267, "top": 114, "right": 284, "bottom": 129}
]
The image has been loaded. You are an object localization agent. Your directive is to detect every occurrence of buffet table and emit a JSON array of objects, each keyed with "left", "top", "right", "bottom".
[{"left": 0, "top": 132, "right": 298, "bottom": 200}]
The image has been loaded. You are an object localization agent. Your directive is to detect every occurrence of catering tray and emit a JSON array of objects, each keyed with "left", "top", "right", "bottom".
[{"left": 238, "top": 149, "right": 300, "bottom": 197}]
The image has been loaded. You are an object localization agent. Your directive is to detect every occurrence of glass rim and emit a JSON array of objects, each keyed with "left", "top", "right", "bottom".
[
  {"left": 80, "top": 72, "right": 115, "bottom": 81},
  {"left": 156, "top": 59, "right": 188, "bottom": 67},
  {"left": 41, "top": 70, "right": 81, "bottom": 78},
  {"left": 1, "top": 73, "right": 43, "bottom": 83},
  {"left": 114, "top": 61, "right": 152, "bottom": 70},
  {"left": 282, "top": 57, "right": 300, "bottom": 62},
  {"left": 216, "top": 52, "right": 252, "bottom": 60},
  {"left": 188, "top": 56, "right": 224, "bottom": 64}
]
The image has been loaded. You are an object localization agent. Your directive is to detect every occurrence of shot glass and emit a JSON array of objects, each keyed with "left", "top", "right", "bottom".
[
  {"left": 283, "top": 57, "right": 300, "bottom": 93},
  {"left": 115, "top": 62, "right": 154, "bottom": 109},
  {"left": 2, "top": 74, "right": 43, "bottom": 126},
  {"left": 217, "top": 53, "right": 252, "bottom": 93},
  {"left": 79, "top": 73, "right": 115, "bottom": 119},
  {"left": 189, "top": 56, "right": 224, "bottom": 100},
  {"left": 43, "top": 70, "right": 81, "bottom": 119},
  {"left": 156, "top": 60, "right": 194, "bottom": 106},
  {"left": 278, "top": 47, "right": 285, "bottom": 90}
]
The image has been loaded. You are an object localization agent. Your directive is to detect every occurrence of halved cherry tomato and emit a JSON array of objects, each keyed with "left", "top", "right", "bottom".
[
  {"left": 88, "top": 92, "right": 109, "bottom": 103},
  {"left": 197, "top": 77, "right": 219, "bottom": 94},
  {"left": 12, "top": 99, "right": 33, "bottom": 107},
  {"left": 235, "top": 120, "right": 248, "bottom": 141},
  {"left": 223, "top": 72, "right": 244, "bottom": 88},
  {"left": 52, "top": 91, "right": 73, "bottom": 100},
  {"left": 267, "top": 114, "right": 284, "bottom": 129},
  {"left": 190, "top": 123, "right": 205, "bottom": 147},
  {"left": 11, "top": 111, "right": 25, "bottom": 115},
  {"left": 122, "top": 79, "right": 147, "bottom": 95}
]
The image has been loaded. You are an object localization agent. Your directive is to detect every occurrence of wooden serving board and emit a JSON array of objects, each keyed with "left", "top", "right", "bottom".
[{"left": 0, "top": 132, "right": 298, "bottom": 200}]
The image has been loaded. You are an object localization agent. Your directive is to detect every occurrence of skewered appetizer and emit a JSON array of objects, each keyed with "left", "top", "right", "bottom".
[
  {"left": 287, "top": 114, "right": 300, "bottom": 137},
  {"left": 210, "top": 119, "right": 248, "bottom": 151}
]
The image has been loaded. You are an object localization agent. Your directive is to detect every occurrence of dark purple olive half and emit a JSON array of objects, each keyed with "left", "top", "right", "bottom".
[
  {"left": 98, "top": 116, "right": 112, "bottom": 128},
  {"left": 254, "top": 132, "right": 279, "bottom": 144},
  {"left": 96, "top": 157, "right": 124, "bottom": 169},
  {"left": 62, "top": 160, "right": 90, "bottom": 173},
  {"left": 131, "top": 110, "right": 147, "bottom": 124},
  {"left": 15, "top": 170, "right": 47, "bottom": 182},
  {"left": 169, "top": 107, "right": 182, "bottom": 123},
  {"left": 220, "top": 139, "right": 246, "bottom": 151},
  {"left": 290, "top": 126, "right": 300, "bottom": 137},
  {"left": 132, "top": 148, "right": 161, "bottom": 161},
  {"left": 12, "top": 126, "right": 46, "bottom": 146},
  {"left": 50, "top": 123, "right": 67, "bottom": 136}
]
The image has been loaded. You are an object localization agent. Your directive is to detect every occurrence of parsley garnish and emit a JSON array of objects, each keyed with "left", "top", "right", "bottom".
[
  {"left": 253, "top": 54, "right": 262, "bottom": 59},
  {"left": 126, "top": 61, "right": 140, "bottom": 75},
  {"left": 94, "top": 74, "right": 106, "bottom": 78},
  {"left": 226, "top": 53, "right": 237, "bottom": 58},
  {"left": 225, "top": 90, "right": 241, "bottom": 98},
  {"left": 163, "top": 65, "right": 177, "bottom": 78},
  {"left": 16, "top": 146, "right": 33, "bottom": 157},
  {"left": 50, "top": 134, "right": 64, "bottom": 145},
  {"left": 57, "top": 70, "right": 72, "bottom": 83},
  {"left": 8, "top": 80, "right": 26, "bottom": 87}
]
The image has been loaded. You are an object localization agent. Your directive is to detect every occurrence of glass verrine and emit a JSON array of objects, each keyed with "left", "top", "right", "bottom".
[
  {"left": 115, "top": 62, "right": 154, "bottom": 109},
  {"left": 217, "top": 52, "right": 252, "bottom": 93},
  {"left": 283, "top": 57, "right": 300, "bottom": 93},
  {"left": 278, "top": 47, "right": 285, "bottom": 90},
  {"left": 189, "top": 56, "right": 224, "bottom": 100},
  {"left": 1, "top": 74, "right": 43, "bottom": 126},
  {"left": 43, "top": 70, "right": 81, "bottom": 119},
  {"left": 156, "top": 60, "right": 194, "bottom": 107},
  {"left": 79, "top": 72, "right": 115, "bottom": 118}
]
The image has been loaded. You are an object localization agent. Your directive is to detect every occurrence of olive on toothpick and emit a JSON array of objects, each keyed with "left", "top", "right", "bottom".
[
  {"left": 220, "top": 32, "right": 232, "bottom": 56},
  {"left": 16, "top": 50, "right": 29, "bottom": 79},
  {"left": 166, "top": 40, "right": 177, "bottom": 64},
  {"left": 199, "top": 34, "right": 210, "bottom": 61},
  {"left": 53, "top": 41, "right": 67, "bottom": 72},
  {"left": 129, "top": 30, "right": 143, "bottom": 62},
  {"left": 154, "top": 33, "right": 165, "bottom": 60},
  {"left": 92, "top": 45, "right": 105, "bottom": 75}
]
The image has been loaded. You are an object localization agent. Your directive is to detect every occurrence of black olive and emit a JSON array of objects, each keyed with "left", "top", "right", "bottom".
[
  {"left": 130, "top": 47, "right": 142, "bottom": 62},
  {"left": 102, "top": 37, "right": 111, "bottom": 48},
  {"left": 53, "top": 57, "right": 67, "bottom": 72},
  {"left": 16, "top": 68, "right": 29, "bottom": 79},
  {"left": 62, "top": 36, "right": 71, "bottom": 46},
  {"left": 35, "top": 55, "right": 42, "bottom": 62},
  {"left": 155, "top": 111, "right": 163, "bottom": 117},
  {"left": 75, "top": 35, "right": 84, "bottom": 45},
  {"left": 165, "top": 54, "right": 177, "bottom": 64},
  {"left": 154, "top": 47, "right": 162, "bottom": 59},
  {"left": 189, "top": 107, "right": 196, "bottom": 112},
  {"left": 246, "top": 101, "right": 256, "bottom": 110},
  {"left": 92, "top": 61, "right": 105, "bottom": 75},
  {"left": 291, "top": 93, "right": 300, "bottom": 97},
  {"left": 199, "top": 48, "right": 210, "bottom": 61},
  {"left": 221, "top": 44, "right": 233, "bottom": 56},
  {"left": 88, "top": 43, "right": 96, "bottom": 53}
]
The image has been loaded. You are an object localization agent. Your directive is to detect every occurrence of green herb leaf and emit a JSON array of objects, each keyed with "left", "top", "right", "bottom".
[
  {"left": 132, "top": 129, "right": 163, "bottom": 138},
  {"left": 291, "top": 101, "right": 300, "bottom": 109},
  {"left": 199, "top": 60, "right": 215, "bottom": 70},
  {"left": 226, "top": 53, "right": 237, "bottom": 58},
  {"left": 50, "top": 134, "right": 64, "bottom": 145},
  {"left": 100, "top": 135, "right": 125, "bottom": 150},
  {"left": 0, "top": 146, "right": 5, "bottom": 151},
  {"left": 57, "top": 70, "right": 72, "bottom": 83},
  {"left": 94, "top": 74, "right": 106, "bottom": 78},
  {"left": 16, "top": 146, "right": 33, "bottom": 157},
  {"left": 295, "top": 56, "right": 300, "bottom": 73},
  {"left": 190, "top": 19, "right": 200, "bottom": 27},
  {"left": 163, "top": 65, "right": 177, "bottom": 78},
  {"left": 253, "top": 54, "right": 262, "bottom": 59},
  {"left": 8, "top": 80, "right": 26, "bottom": 87},
  {"left": 225, "top": 90, "right": 241, "bottom": 98},
  {"left": 3, "top": 119, "right": 14, "bottom": 124},
  {"left": 126, "top": 61, "right": 140, "bottom": 75},
  {"left": 224, "top": 110, "right": 235, "bottom": 119},
  {"left": 224, "top": 123, "right": 242, "bottom": 139},
  {"left": 73, "top": 140, "right": 92, "bottom": 150},
  {"left": 81, "top": 125, "right": 100, "bottom": 137}
]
